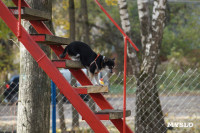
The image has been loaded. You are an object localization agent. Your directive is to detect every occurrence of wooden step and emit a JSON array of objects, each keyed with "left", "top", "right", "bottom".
[
  {"left": 9, "top": 7, "right": 51, "bottom": 21},
  {"left": 52, "top": 60, "right": 84, "bottom": 69},
  {"left": 83, "top": 109, "right": 131, "bottom": 120},
  {"left": 95, "top": 109, "right": 131, "bottom": 120},
  {"left": 31, "top": 34, "right": 70, "bottom": 45},
  {"left": 74, "top": 85, "right": 108, "bottom": 94}
]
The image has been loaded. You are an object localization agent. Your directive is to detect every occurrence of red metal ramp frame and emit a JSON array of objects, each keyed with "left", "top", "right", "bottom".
[{"left": 0, "top": 0, "right": 133, "bottom": 132}]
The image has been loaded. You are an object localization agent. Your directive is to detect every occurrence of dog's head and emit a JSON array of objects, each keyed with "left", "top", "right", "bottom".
[{"left": 103, "top": 57, "right": 115, "bottom": 73}]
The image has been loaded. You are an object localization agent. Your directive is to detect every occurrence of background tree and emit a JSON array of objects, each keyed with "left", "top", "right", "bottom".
[
  {"left": 81, "top": 0, "right": 90, "bottom": 43},
  {"left": 118, "top": 0, "right": 167, "bottom": 132},
  {"left": 80, "top": 0, "right": 96, "bottom": 112},
  {"left": 17, "top": 0, "right": 53, "bottom": 132},
  {"left": 118, "top": 0, "right": 140, "bottom": 75},
  {"left": 56, "top": 88, "right": 67, "bottom": 133},
  {"left": 69, "top": 0, "right": 80, "bottom": 130},
  {"left": 160, "top": 3, "right": 200, "bottom": 70},
  {"left": 135, "top": 0, "right": 167, "bottom": 132},
  {"left": 0, "top": 0, "right": 18, "bottom": 82}
]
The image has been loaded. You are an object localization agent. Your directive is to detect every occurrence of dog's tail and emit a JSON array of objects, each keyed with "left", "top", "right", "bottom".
[{"left": 59, "top": 46, "right": 68, "bottom": 58}]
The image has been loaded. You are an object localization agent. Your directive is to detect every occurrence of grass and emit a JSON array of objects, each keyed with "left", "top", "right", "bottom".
[{"left": 109, "top": 84, "right": 137, "bottom": 94}]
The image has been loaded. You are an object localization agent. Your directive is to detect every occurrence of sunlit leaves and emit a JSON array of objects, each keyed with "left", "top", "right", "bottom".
[
  {"left": 52, "top": 0, "right": 71, "bottom": 37},
  {"left": 62, "top": 0, "right": 69, "bottom": 10},
  {"left": 105, "top": 0, "right": 118, "bottom": 6}
]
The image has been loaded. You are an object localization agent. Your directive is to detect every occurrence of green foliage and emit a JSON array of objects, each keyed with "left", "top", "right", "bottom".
[
  {"left": 52, "top": 0, "right": 70, "bottom": 38},
  {"left": 157, "top": 68, "right": 200, "bottom": 94},
  {"left": 105, "top": 0, "right": 118, "bottom": 6},
  {"left": 0, "top": 0, "right": 14, "bottom": 39},
  {"left": 161, "top": 3, "right": 200, "bottom": 68},
  {"left": 0, "top": 0, "right": 19, "bottom": 82},
  {"left": 52, "top": 1, "right": 200, "bottom": 72},
  {"left": 109, "top": 73, "right": 137, "bottom": 94},
  {"left": 0, "top": 39, "right": 18, "bottom": 76},
  {"left": 0, "top": 21, "right": 12, "bottom": 39}
]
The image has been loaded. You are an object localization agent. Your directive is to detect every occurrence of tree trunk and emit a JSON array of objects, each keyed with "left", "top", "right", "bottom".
[
  {"left": 17, "top": 0, "right": 53, "bottom": 132},
  {"left": 69, "top": 0, "right": 75, "bottom": 42},
  {"left": 118, "top": 0, "right": 140, "bottom": 75},
  {"left": 80, "top": 0, "right": 95, "bottom": 112},
  {"left": 51, "top": 40, "right": 66, "bottom": 133},
  {"left": 69, "top": 0, "right": 80, "bottom": 130},
  {"left": 81, "top": 0, "right": 90, "bottom": 44},
  {"left": 135, "top": 0, "right": 167, "bottom": 133},
  {"left": 56, "top": 89, "right": 67, "bottom": 133},
  {"left": 71, "top": 79, "right": 79, "bottom": 130}
]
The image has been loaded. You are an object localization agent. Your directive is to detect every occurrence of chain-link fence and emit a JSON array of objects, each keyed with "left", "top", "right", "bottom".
[{"left": 0, "top": 69, "right": 200, "bottom": 133}]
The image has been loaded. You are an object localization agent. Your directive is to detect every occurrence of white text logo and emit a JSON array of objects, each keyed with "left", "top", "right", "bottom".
[{"left": 167, "top": 122, "right": 193, "bottom": 128}]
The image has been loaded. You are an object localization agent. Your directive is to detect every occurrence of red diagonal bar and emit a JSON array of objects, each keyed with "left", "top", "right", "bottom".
[
  {"left": 74, "top": 88, "right": 88, "bottom": 94},
  {"left": 17, "top": 0, "right": 21, "bottom": 37},
  {"left": 94, "top": 0, "right": 139, "bottom": 52},
  {"left": 31, "top": 34, "right": 46, "bottom": 42}
]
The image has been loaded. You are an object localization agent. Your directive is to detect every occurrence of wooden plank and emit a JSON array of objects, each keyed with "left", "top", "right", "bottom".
[
  {"left": 45, "top": 34, "right": 70, "bottom": 45},
  {"left": 9, "top": 7, "right": 51, "bottom": 20},
  {"left": 65, "top": 60, "right": 84, "bottom": 69},
  {"left": 75, "top": 85, "right": 109, "bottom": 93},
  {"left": 31, "top": 34, "right": 70, "bottom": 45},
  {"left": 52, "top": 60, "right": 84, "bottom": 68},
  {"left": 95, "top": 109, "right": 131, "bottom": 119}
]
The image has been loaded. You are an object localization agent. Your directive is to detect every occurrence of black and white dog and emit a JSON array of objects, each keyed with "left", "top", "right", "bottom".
[{"left": 60, "top": 41, "right": 115, "bottom": 85}]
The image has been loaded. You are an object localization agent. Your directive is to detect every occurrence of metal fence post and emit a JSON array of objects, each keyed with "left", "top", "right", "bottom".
[{"left": 51, "top": 80, "right": 56, "bottom": 133}]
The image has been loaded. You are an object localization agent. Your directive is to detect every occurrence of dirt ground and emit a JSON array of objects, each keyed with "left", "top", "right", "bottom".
[{"left": 0, "top": 94, "right": 200, "bottom": 132}]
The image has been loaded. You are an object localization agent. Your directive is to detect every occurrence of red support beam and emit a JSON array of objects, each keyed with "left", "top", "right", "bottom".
[
  {"left": 83, "top": 114, "right": 110, "bottom": 120},
  {"left": 94, "top": 0, "right": 139, "bottom": 52},
  {"left": 17, "top": 0, "right": 21, "bottom": 38},
  {"left": 52, "top": 60, "right": 66, "bottom": 68},
  {"left": 31, "top": 34, "right": 46, "bottom": 42},
  {"left": 74, "top": 88, "right": 88, "bottom": 94},
  {"left": 123, "top": 37, "right": 128, "bottom": 133}
]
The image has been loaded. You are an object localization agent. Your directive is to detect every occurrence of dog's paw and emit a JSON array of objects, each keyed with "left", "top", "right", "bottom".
[{"left": 97, "top": 83, "right": 104, "bottom": 87}]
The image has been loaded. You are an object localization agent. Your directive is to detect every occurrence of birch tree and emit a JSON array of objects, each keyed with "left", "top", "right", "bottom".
[
  {"left": 136, "top": 1, "right": 167, "bottom": 133},
  {"left": 118, "top": 0, "right": 140, "bottom": 75},
  {"left": 118, "top": 0, "right": 167, "bottom": 132},
  {"left": 17, "top": 0, "right": 53, "bottom": 132}
]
